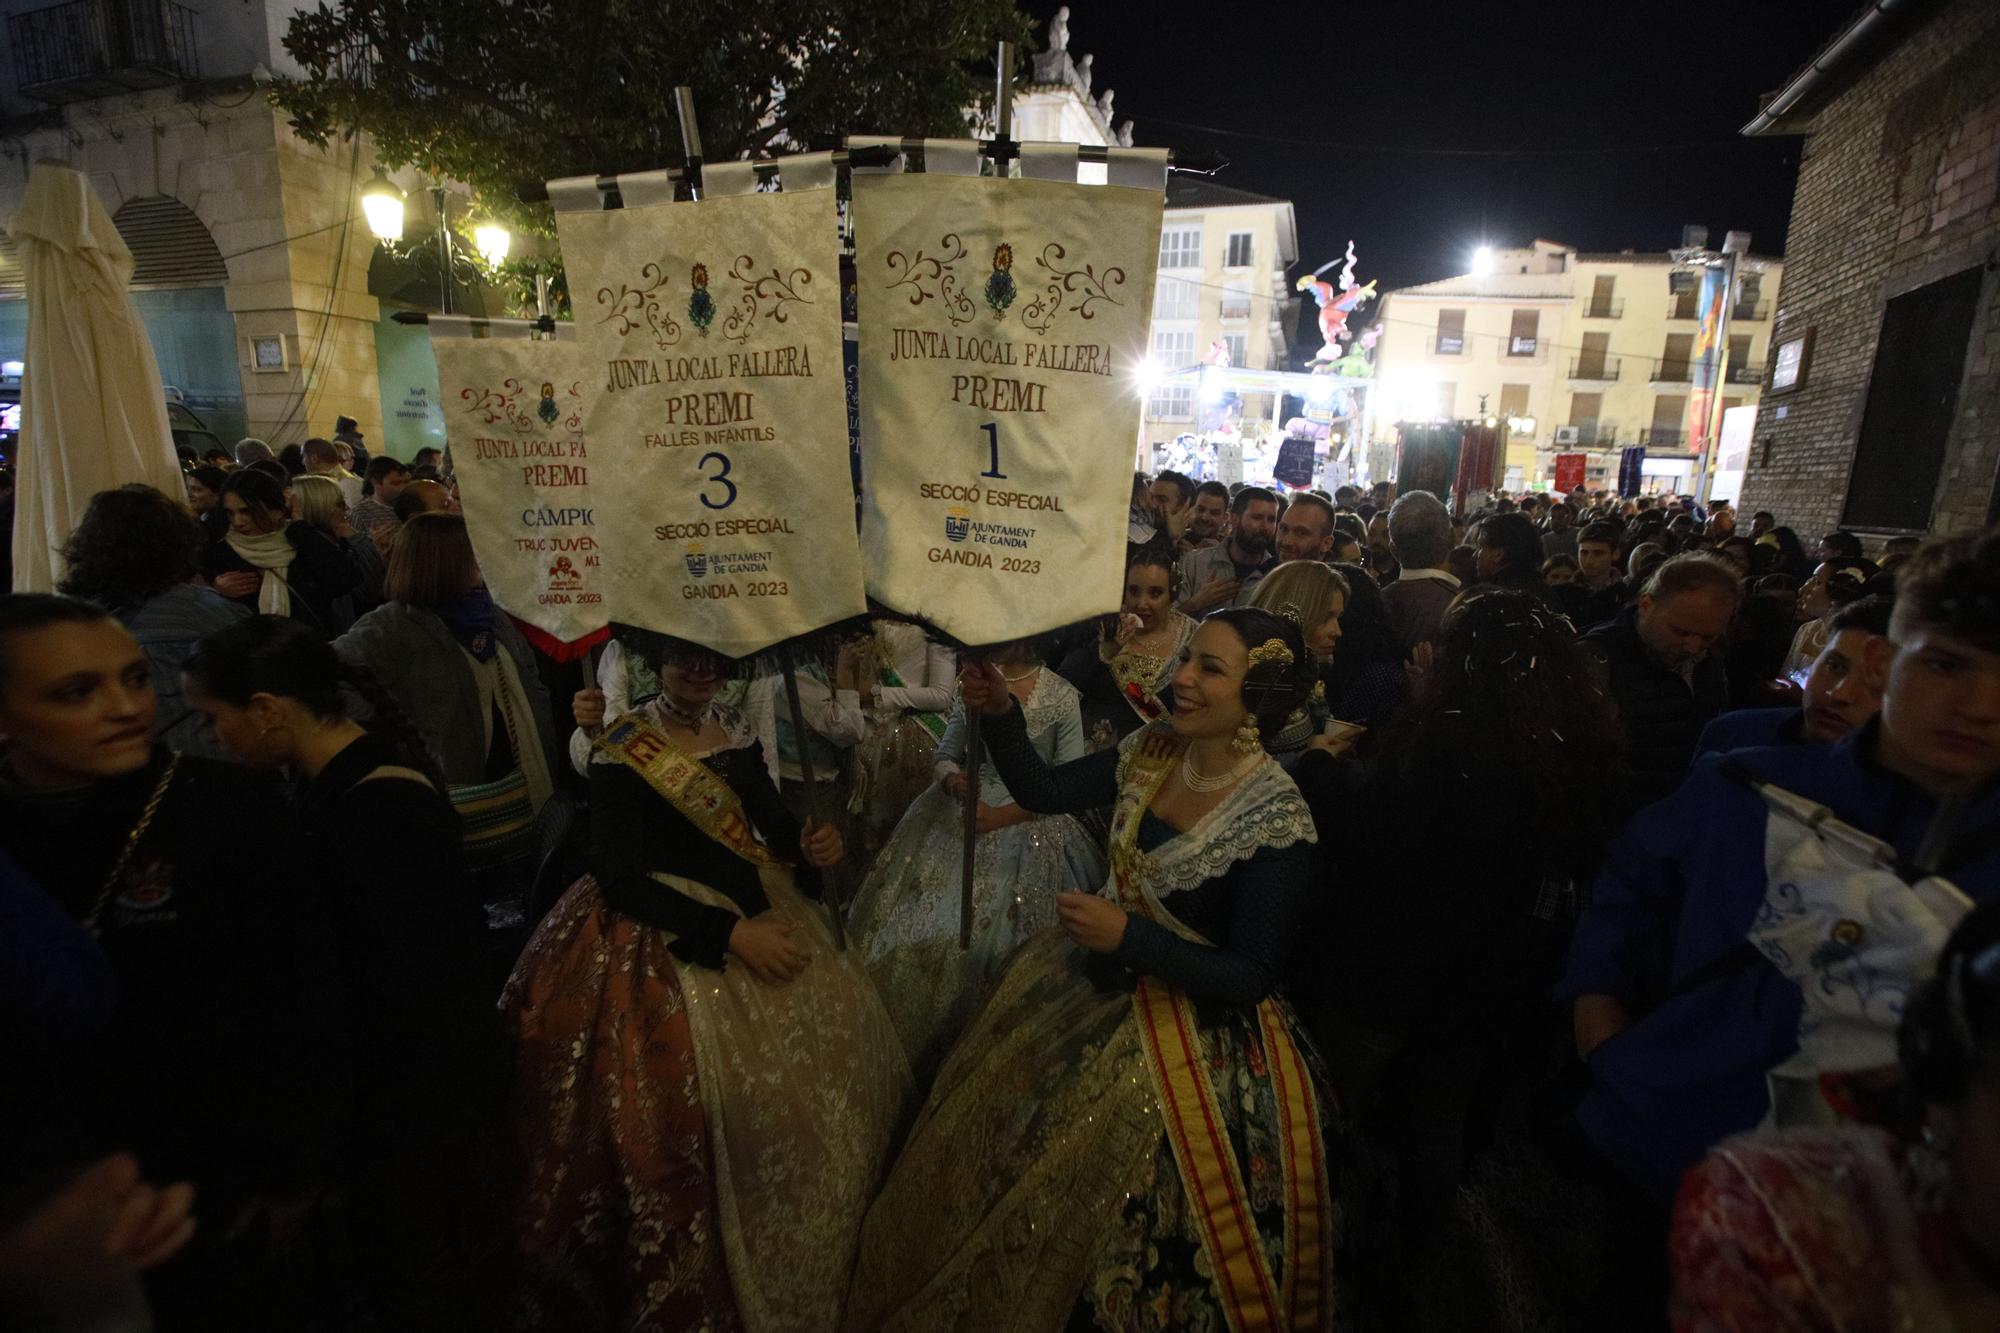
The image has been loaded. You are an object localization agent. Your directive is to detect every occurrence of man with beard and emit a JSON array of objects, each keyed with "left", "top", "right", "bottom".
[
  {"left": 1178, "top": 486, "right": 1279, "bottom": 614},
  {"left": 1180, "top": 481, "right": 1230, "bottom": 554},
  {"left": 1274, "top": 492, "right": 1336, "bottom": 565},
  {"left": 1583, "top": 554, "right": 1740, "bottom": 814}
]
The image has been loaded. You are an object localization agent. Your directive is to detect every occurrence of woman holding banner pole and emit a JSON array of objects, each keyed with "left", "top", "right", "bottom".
[
  {"left": 847, "top": 636, "right": 1103, "bottom": 1083},
  {"left": 503, "top": 628, "right": 910, "bottom": 1333},
  {"left": 846, "top": 608, "right": 1353, "bottom": 1333}
]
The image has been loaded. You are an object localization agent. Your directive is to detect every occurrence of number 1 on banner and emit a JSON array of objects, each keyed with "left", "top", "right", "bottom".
[{"left": 978, "top": 422, "right": 1007, "bottom": 480}]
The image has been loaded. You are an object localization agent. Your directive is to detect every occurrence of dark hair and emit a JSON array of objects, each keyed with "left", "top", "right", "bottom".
[
  {"left": 1899, "top": 897, "right": 2000, "bottom": 1104},
  {"left": 1473, "top": 511, "right": 1545, "bottom": 582},
  {"left": 363, "top": 455, "right": 409, "bottom": 492},
  {"left": 614, "top": 622, "right": 741, "bottom": 679},
  {"left": 244, "top": 458, "right": 291, "bottom": 487},
  {"left": 1333, "top": 485, "right": 1360, "bottom": 505},
  {"left": 301, "top": 437, "right": 338, "bottom": 467},
  {"left": 220, "top": 468, "right": 290, "bottom": 529},
  {"left": 411, "top": 447, "right": 442, "bottom": 468},
  {"left": 1830, "top": 593, "right": 1894, "bottom": 638},
  {"left": 1285, "top": 492, "right": 1337, "bottom": 537},
  {"left": 183, "top": 615, "right": 449, "bottom": 791},
  {"left": 1126, "top": 537, "right": 1180, "bottom": 598},
  {"left": 188, "top": 465, "right": 228, "bottom": 497},
  {"left": 276, "top": 443, "right": 307, "bottom": 476},
  {"left": 385, "top": 512, "right": 480, "bottom": 607},
  {"left": 1202, "top": 606, "right": 1312, "bottom": 735},
  {"left": 1446, "top": 544, "right": 1478, "bottom": 585},
  {"left": 1152, "top": 470, "right": 1194, "bottom": 506},
  {"left": 58, "top": 485, "right": 207, "bottom": 607},
  {"left": 1820, "top": 530, "right": 1865, "bottom": 561},
  {"left": 334, "top": 415, "right": 358, "bottom": 434},
  {"left": 1386, "top": 588, "right": 1619, "bottom": 860},
  {"left": 1891, "top": 528, "right": 2000, "bottom": 651},
  {"left": 392, "top": 485, "right": 436, "bottom": 523},
  {"left": 0, "top": 594, "right": 117, "bottom": 688},
  {"left": 200, "top": 446, "right": 232, "bottom": 464},
  {"left": 1231, "top": 486, "right": 1278, "bottom": 517},
  {"left": 1325, "top": 558, "right": 1403, "bottom": 685},
  {"left": 1578, "top": 520, "right": 1622, "bottom": 548},
  {"left": 1193, "top": 480, "right": 1230, "bottom": 506},
  {"left": 1542, "top": 553, "right": 1579, "bottom": 575}
]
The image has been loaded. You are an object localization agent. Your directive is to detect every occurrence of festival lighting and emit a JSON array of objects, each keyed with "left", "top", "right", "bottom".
[
  {"left": 360, "top": 168, "right": 406, "bottom": 242},
  {"left": 473, "top": 222, "right": 512, "bottom": 268},
  {"left": 1471, "top": 244, "right": 1495, "bottom": 277}
]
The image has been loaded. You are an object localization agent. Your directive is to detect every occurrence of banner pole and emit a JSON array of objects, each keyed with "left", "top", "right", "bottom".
[
  {"left": 673, "top": 86, "right": 704, "bottom": 200},
  {"left": 992, "top": 40, "right": 1017, "bottom": 178},
  {"left": 959, "top": 687, "right": 982, "bottom": 951},
  {"left": 782, "top": 652, "right": 847, "bottom": 949}
]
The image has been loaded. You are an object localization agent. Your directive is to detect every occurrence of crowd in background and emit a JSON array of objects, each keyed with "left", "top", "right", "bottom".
[{"left": 0, "top": 423, "right": 1996, "bottom": 1333}]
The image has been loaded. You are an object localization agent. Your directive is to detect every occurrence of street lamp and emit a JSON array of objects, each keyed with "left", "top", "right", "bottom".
[
  {"left": 1471, "top": 244, "right": 1495, "bottom": 277},
  {"left": 360, "top": 168, "right": 405, "bottom": 242},
  {"left": 473, "top": 222, "right": 512, "bottom": 269}
]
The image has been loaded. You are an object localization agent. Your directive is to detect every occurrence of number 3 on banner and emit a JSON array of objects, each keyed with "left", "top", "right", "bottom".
[
  {"left": 698, "top": 452, "right": 737, "bottom": 510},
  {"left": 979, "top": 422, "right": 1007, "bottom": 480}
]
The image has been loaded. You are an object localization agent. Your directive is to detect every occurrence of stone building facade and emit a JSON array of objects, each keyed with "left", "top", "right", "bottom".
[{"left": 1739, "top": 0, "right": 2000, "bottom": 537}]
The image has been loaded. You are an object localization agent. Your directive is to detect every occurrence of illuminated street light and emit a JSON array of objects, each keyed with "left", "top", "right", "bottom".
[
  {"left": 473, "top": 222, "right": 512, "bottom": 268},
  {"left": 1471, "top": 244, "right": 1495, "bottom": 277},
  {"left": 360, "top": 168, "right": 406, "bottom": 242}
]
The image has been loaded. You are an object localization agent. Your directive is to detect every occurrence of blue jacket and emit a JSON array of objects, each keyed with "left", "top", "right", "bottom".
[
  {"left": 1558, "top": 724, "right": 2000, "bottom": 1202},
  {"left": 1695, "top": 706, "right": 1801, "bottom": 759}
]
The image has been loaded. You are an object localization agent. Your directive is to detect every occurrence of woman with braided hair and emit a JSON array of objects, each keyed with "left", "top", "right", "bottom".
[
  {"left": 847, "top": 607, "right": 1360, "bottom": 1332},
  {"left": 182, "top": 613, "right": 504, "bottom": 1330},
  {"left": 0, "top": 594, "right": 349, "bottom": 1328}
]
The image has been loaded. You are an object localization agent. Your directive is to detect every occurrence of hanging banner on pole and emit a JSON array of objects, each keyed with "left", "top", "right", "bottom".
[
  {"left": 549, "top": 160, "right": 865, "bottom": 657},
  {"left": 852, "top": 154, "right": 1166, "bottom": 645},
  {"left": 429, "top": 318, "right": 609, "bottom": 654}
]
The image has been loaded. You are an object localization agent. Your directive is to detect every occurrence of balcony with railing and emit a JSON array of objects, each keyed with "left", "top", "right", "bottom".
[
  {"left": 1649, "top": 359, "right": 1694, "bottom": 384},
  {"left": 1645, "top": 427, "right": 1687, "bottom": 449},
  {"left": 1504, "top": 335, "right": 1546, "bottom": 361},
  {"left": 1669, "top": 297, "right": 1700, "bottom": 321},
  {"left": 1558, "top": 424, "right": 1621, "bottom": 448},
  {"left": 1581, "top": 298, "right": 1625, "bottom": 319},
  {"left": 1726, "top": 362, "right": 1766, "bottom": 385},
  {"left": 1732, "top": 301, "right": 1767, "bottom": 321},
  {"left": 1433, "top": 334, "right": 1465, "bottom": 356},
  {"left": 9, "top": 0, "right": 198, "bottom": 103},
  {"left": 1568, "top": 356, "right": 1621, "bottom": 381}
]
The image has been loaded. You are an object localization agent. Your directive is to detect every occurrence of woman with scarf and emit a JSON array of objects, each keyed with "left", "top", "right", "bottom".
[
  {"left": 848, "top": 636, "right": 1104, "bottom": 1081},
  {"left": 1058, "top": 540, "right": 1196, "bottom": 752},
  {"left": 504, "top": 628, "right": 910, "bottom": 1332},
  {"left": 198, "top": 468, "right": 361, "bottom": 638},
  {"left": 182, "top": 615, "right": 504, "bottom": 1330},
  {"left": 290, "top": 473, "right": 387, "bottom": 627},
  {"left": 846, "top": 608, "right": 1356, "bottom": 1333},
  {"left": 335, "top": 512, "right": 560, "bottom": 876}
]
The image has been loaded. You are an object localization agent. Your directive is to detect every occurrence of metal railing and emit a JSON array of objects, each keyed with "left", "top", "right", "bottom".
[
  {"left": 1645, "top": 427, "right": 1687, "bottom": 449},
  {"left": 1569, "top": 357, "right": 1621, "bottom": 380},
  {"left": 1669, "top": 299, "right": 1700, "bottom": 321},
  {"left": 1581, "top": 298, "right": 1625, "bottom": 319},
  {"left": 1650, "top": 359, "right": 1694, "bottom": 382},
  {"left": 1732, "top": 302, "right": 1767, "bottom": 321},
  {"left": 1559, "top": 426, "right": 1620, "bottom": 447},
  {"left": 1727, "top": 362, "right": 1765, "bottom": 384},
  {"left": 1505, "top": 335, "right": 1544, "bottom": 359},
  {"left": 9, "top": 0, "right": 197, "bottom": 101}
]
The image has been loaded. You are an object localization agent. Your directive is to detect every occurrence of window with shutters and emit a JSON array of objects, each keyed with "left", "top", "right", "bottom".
[
  {"left": 1576, "top": 331, "right": 1612, "bottom": 379},
  {"left": 1570, "top": 392, "right": 1603, "bottom": 440},
  {"left": 1224, "top": 232, "right": 1253, "bottom": 268},
  {"left": 1158, "top": 226, "right": 1201, "bottom": 270},
  {"left": 1499, "top": 384, "right": 1530, "bottom": 418},
  {"left": 1650, "top": 395, "right": 1687, "bottom": 448},
  {"left": 1219, "top": 284, "right": 1252, "bottom": 321},
  {"left": 1434, "top": 309, "right": 1466, "bottom": 356},
  {"left": 1148, "top": 329, "right": 1195, "bottom": 418},
  {"left": 1222, "top": 333, "right": 1248, "bottom": 368},
  {"left": 1154, "top": 274, "right": 1198, "bottom": 320},
  {"left": 1507, "top": 309, "right": 1539, "bottom": 357},
  {"left": 1434, "top": 382, "right": 1456, "bottom": 419},
  {"left": 1658, "top": 333, "right": 1694, "bottom": 382},
  {"left": 1586, "top": 274, "right": 1620, "bottom": 319}
]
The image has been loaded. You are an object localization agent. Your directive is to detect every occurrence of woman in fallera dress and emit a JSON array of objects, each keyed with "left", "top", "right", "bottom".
[
  {"left": 502, "top": 629, "right": 911, "bottom": 1333},
  {"left": 846, "top": 607, "right": 1354, "bottom": 1333},
  {"left": 847, "top": 636, "right": 1104, "bottom": 1081},
  {"left": 1058, "top": 540, "right": 1196, "bottom": 752}
]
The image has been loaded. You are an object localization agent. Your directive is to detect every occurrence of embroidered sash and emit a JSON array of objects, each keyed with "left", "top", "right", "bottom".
[
  {"left": 1111, "top": 728, "right": 1329, "bottom": 1332},
  {"left": 1109, "top": 651, "right": 1172, "bottom": 725},
  {"left": 594, "top": 712, "right": 786, "bottom": 868}
]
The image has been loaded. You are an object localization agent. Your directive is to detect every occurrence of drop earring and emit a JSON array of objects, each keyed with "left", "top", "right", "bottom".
[{"left": 1232, "top": 714, "right": 1261, "bottom": 754}]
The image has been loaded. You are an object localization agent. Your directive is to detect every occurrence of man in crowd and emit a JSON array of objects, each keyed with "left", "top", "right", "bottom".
[
  {"left": 1564, "top": 519, "right": 1627, "bottom": 629},
  {"left": 1274, "top": 492, "right": 1336, "bottom": 565},
  {"left": 1542, "top": 502, "right": 1579, "bottom": 559},
  {"left": 232, "top": 437, "right": 274, "bottom": 467},
  {"left": 1562, "top": 530, "right": 2000, "bottom": 1203},
  {"left": 302, "top": 436, "right": 363, "bottom": 507},
  {"left": 409, "top": 446, "right": 443, "bottom": 477},
  {"left": 1182, "top": 481, "right": 1230, "bottom": 553},
  {"left": 332, "top": 414, "right": 370, "bottom": 472},
  {"left": 1380, "top": 490, "right": 1458, "bottom": 653},
  {"left": 1748, "top": 510, "right": 1775, "bottom": 540},
  {"left": 1583, "top": 554, "right": 1740, "bottom": 812},
  {"left": 1180, "top": 486, "right": 1279, "bottom": 613},
  {"left": 1820, "top": 529, "right": 1865, "bottom": 563},
  {"left": 1333, "top": 485, "right": 1361, "bottom": 511},
  {"left": 350, "top": 457, "right": 411, "bottom": 535},
  {"left": 1147, "top": 471, "right": 1195, "bottom": 544},
  {"left": 1698, "top": 596, "right": 1893, "bottom": 755},
  {"left": 392, "top": 478, "right": 455, "bottom": 522}
]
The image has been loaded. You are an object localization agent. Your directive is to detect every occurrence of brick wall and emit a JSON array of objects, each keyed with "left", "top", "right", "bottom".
[{"left": 1738, "top": 0, "right": 2000, "bottom": 540}]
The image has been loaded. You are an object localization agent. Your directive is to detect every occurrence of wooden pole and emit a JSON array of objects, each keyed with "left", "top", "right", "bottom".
[
  {"left": 782, "top": 654, "right": 847, "bottom": 949},
  {"left": 959, "top": 699, "right": 981, "bottom": 950}
]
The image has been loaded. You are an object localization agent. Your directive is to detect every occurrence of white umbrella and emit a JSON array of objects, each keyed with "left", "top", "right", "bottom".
[{"left": 9, "top": 160, "right": 180, "bottom": 591}]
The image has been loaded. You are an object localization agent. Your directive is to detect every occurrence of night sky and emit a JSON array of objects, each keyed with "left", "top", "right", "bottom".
[{"left": 1039, "top": 0, "right": 1867, "bottom": 302}]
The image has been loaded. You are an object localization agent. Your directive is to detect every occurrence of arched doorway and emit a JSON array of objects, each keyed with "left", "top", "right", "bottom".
[{"left": 110, "top": 194, "right": 245, "bottom": 444}]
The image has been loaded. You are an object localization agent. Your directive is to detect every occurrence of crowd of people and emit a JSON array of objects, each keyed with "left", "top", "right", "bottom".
[{"left": 2, "top": 430, "right": 1997, "bottom": 1333}]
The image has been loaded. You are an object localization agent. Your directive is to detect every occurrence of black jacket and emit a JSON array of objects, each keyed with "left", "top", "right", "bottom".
[
  {"left": 1584, "top": 608, "right": 1731, "bottom": 813},
  {"left": 0, "top": 751, "right": 350, "bottom": 1210},
  {"left": 200, "top": 521, "right": 363, "bottom": 638},
  {"left": 298, "top": 733, "right": 503, "bottom": 1143}
]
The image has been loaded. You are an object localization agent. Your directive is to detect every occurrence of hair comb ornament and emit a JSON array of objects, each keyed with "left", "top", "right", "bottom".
[
  {"left": 1275, "top": 600, "right": 1305, "bottom": 626},
  {"left": 1247, "top": 638, "right": 1295, "bottom": 669}
]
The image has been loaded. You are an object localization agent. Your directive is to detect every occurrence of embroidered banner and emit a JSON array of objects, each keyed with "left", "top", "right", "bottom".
[
  {"left": 852, "top": 167, "right": 1164, "bottom": 645},
  {"left": 551, "top": 167, "right": 865, "bottom": 657},
  {"left": 428, "top": 320, "right": 609, "bottom": 649}
]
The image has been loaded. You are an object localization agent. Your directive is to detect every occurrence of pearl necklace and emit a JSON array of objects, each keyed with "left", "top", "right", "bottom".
[
  {"left": 1001, "top": 666, "right": 1038, "bottom": 682},
  {"left": 658, "top": 694, "right": 713, "bottom": 731},
  {"left": 1180, "top": 747, "right": 1260, "bottom": 793}
]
